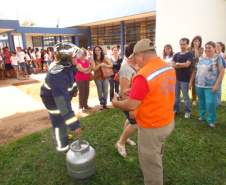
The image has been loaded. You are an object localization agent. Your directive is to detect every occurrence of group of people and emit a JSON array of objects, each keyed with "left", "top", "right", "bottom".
[
  {"left": 72, "top": 36, "right": 225, "bottom": 185},
  {"left": 162, "top": 37, "right": 225, "bottom": 127},
  {"left": 0, "top": 46, "right": 55, "bottom": 80},
  {"left": 2, "top": 36, "right": 223, "bottom": 185}
]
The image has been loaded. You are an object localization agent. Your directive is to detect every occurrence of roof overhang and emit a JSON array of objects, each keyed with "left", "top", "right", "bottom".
[
  {"left": 0, "top": 20, "right": 20, "bottom": 34},
  {"left": 0, "top": 28, "right": 14, "bottom": 34},
  {"left": 16, "top": 27, "right": 83, "bottom": 35},
  {"left": 78, "top": 11, "right": 156, "bottom": 26}
]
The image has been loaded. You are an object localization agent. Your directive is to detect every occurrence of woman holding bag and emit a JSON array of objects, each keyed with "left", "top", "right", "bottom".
[{"left": 91, "top": 46, "right": 113, "bottom": 110}]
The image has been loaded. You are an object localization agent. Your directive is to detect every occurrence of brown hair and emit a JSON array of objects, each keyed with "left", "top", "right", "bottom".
[
  {"left": 111, "top": 46, "right": 118, "bottom": 51},
  {"left": 93, "top": 46, "right": 105, "bottom": 62},
  {"left": 216, "top": 42, "right": 225, "bottom": 53},
  {"left": 125, "top": 42, "right": 136, "bottom": 58},
  {"left": 163, "top": 44, "right": 174, "bottom": 59},
  {"left": 191, "top": 35, "right": 202, "bottom": 49},
  {"left": 205, "top": 41, "right": 216, "bottom": 48}
]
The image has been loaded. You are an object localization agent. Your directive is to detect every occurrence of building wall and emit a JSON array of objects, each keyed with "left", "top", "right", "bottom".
[
  {"left": 26, "top": 35, "right": 33, "bottom": 48},
  {"left": 155, "top": 0, "right": 226, "bottom": 55}
]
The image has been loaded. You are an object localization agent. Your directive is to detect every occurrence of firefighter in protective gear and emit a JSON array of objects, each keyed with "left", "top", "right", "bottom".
[{"left": 40, "top": 42, "right": 81, "bottom": 152}]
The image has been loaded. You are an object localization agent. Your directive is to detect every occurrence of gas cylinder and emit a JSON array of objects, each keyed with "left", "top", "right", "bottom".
[{"left": 66, "top": 140, "right": 96, "bottom": 179}]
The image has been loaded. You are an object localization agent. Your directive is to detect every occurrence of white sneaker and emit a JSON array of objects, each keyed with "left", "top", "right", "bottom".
[
  {"left": 115, "top": 142, "right": 127, "bottom": 158},
  {"left": 126, "top": 139, "right": 136, "bottom": 146},
  {"left": 184, "top": 112, "right": 191, "bottom": 119},
  {"left": 208, "top": 123, "right": 216, "bottom": 128},
  {"left": 198, "top": 117, "right": 205, "bottom": 121}
]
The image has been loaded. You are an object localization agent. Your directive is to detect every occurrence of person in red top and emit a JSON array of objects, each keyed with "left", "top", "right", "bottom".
[
  {"left": 75, "top": 49, "right": 92, "bottom": 111},
  {"left": 113, "top": 39, "right": 176, "bottom": 185},
  {"left": 3, "top": 47, "right": 13, "bottom": 78}
]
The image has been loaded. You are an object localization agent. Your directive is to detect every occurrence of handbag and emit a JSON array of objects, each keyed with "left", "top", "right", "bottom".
[
  {"left": 114, "top": 72, "right": 119, "bottom": 81},
  {"left": 101, "top": 66, "right": 114, "bottom": 78},
  {"left": 89, "top": 72, "right": 94, "bottom": 81}
]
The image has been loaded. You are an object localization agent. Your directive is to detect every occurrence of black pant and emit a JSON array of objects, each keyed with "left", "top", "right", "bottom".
[
  {"left": 77, "top": 80, "right": 90, "bottom": 109},
  {"left": 109, "top": 75, "right": 119, "bottom": 102}
]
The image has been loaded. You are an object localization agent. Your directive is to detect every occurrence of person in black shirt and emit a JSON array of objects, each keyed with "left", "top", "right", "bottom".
[
  {"left": 109, "top": 46, "right": 122, "bottom": 101},
  {"left": 173, "top": 38, "right": 194, "bottom": 118}
]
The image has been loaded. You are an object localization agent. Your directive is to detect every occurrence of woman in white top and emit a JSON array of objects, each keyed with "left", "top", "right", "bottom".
[
  {"left": 10, "top": 52, "right": 19, "bottom": 79},
  {"left": 30, "top": 49, "right": 37, "bottom": 73},
  {"left": 115, "top": 43, "right": 139, "bottom": 158},
  {"left": 162, "top": 44, "right": 174, "bottom": 66}
]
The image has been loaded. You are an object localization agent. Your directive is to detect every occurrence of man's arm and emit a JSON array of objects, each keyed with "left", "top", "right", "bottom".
[
  {"left": 112, "top": 75, "right": 149, "bottom": 111},
  {"left": 175, "top": 60, "right": 191, "bottom": 68},
  {"left": 112, "top": 97, "right": 141, "bottom": 111}
]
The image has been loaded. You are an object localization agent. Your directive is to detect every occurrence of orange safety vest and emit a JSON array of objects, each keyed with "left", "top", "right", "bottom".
[{"left": 134, "top": 57, "right": 176, "bottom": 128}]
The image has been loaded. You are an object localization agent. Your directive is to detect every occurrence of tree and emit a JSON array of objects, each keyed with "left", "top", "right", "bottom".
[{"left": 21, "top": 20, "right": 36, "bottom": 27}]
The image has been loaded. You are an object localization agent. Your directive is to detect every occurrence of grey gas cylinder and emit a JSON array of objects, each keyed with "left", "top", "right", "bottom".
[{"left": 66, "top": 140, "right": 96, "bottom": 179}]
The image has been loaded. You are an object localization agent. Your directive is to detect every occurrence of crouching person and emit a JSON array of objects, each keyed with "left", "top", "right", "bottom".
[{"left": 40, "top": 42, "right": 81, "bottom": 152}]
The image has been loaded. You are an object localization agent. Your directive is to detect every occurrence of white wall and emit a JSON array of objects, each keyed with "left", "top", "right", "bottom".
[
  {"left": 155, "top": 0, "right": 226, "bottom": 55},
  {"left": 13, "top": 35, "right": 23, "bottom": 49}
]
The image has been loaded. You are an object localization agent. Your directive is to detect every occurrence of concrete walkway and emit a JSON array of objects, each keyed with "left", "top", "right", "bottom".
[
  {"left": 0, "top": 85, "right": 45, "bottom": 119},
  {"left": 0, "top": 73, "right": 109, "bottom": 119}
]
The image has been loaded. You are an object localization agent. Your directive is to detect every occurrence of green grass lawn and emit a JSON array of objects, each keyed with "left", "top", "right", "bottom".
[{"left": 1, "top": 80, "right": 226, "bottom": 185}]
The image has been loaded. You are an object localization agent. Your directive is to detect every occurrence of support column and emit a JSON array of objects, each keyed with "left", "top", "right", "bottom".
[
  {"left": 7, "top": 32, "right": 15, "bottom": 51},
  {"left": 71, "top": 36, "right": 76, "bottom": 44},
  {"left": 54, "top": 36, "right": 57, "bottom": 44},
  {"left": 87, "top": 27, "right": 92, "bottom": 47},
  {"left": 41, "top": 36, "right": 44, "bottom": 48},
  {"left": 75, "top": 36, "right": 80, "bottom": 47},
  {"left": 120, "top": 21, "right": 125, "bottom": 58},
  {"left": 21, "top": 32, "right": 27, "bottom": 49}
]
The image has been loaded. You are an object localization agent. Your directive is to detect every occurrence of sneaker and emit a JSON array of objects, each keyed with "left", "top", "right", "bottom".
[
  {"left": 208, "top": 123, "right": 216, "bottom": 128},
  {"left": 126, "top": 139, "right": 136, "bottom": 146},
  {"left": 198, "top": 117, "right": 205, "bottom": 121},
  {"left": 184, "top": 112, "right": 191, "bottom": 119},
  {"left": 68, "top": 134, "right": 73, "bottom": 140},
  {"left": 115, "top": 142, "right": 127, "bottom": 158},
  {"left": 192, "top": 101, "right": 197, "bottom": 106}
]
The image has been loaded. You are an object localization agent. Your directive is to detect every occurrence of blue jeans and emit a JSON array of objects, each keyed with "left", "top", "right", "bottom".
[
  {"left": 175, "top": 81, "right": 191, "bottom": 113},
  {"left": 196, "top": 87, "right": 217, "bottom": 124},
  {"left": 95, "top": 79, "right": 109, "bottom": 106},
  {"left": 109, "top": 75, "right": 119, "bottom": 102},
  {"left": 216, "top": 84, "right": 222, "bottom": 106}
]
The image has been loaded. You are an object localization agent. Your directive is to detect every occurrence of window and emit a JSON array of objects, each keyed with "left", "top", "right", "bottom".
[
  {"left": 43, "top": 36, "right": 55, "bottom": 47},
  {"left": 32, "top": 36, "right": 42, "bottom": 47},
  {"left": 61, "top": 36, "right": 72, "bottom": 43},
  {"left": 90, "top": 18, "right": 156, "bottom": 47},
  {"left": 125, "top": 18, "right": 156, "bottom": 44},
  {"left": 91, "top": 24, "right": 120, "bottom": 46}
]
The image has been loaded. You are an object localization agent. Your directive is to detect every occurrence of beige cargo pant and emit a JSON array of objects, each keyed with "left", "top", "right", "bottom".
[{"left": 138, "top": 121, "right": 175, "bottom": 185}]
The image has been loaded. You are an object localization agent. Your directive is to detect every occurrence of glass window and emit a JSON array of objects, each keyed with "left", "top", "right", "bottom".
[
  {"left": 91, "top": 24, "right": 120, "bottom": 46},
  {"left": 125, "top": 18, "right": 156, "bottom": 45},
  {"left": 61, "top": 36, "right": 72, "bottom": 43},
  {"left": 43, "top": 36, "right": 55, "bottom": 47},
  {"left": 90, "top": 18, "right": 156, "bottom": 47},
  {"left": 32, "top": 36, "right": 42, "bottom": 47}
]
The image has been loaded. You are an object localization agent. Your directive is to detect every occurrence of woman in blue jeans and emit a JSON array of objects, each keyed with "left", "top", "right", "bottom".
[
  {"left": 190, "top": 41, "right": 225, "bottom": 128},
  {"left": 91, "top": 46, "right": 112, "bottom": 109}
]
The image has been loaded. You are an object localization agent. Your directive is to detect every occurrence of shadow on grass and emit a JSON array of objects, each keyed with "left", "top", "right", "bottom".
[{"left": 0, "top": 108, "right": 226, "bottom": 185}]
